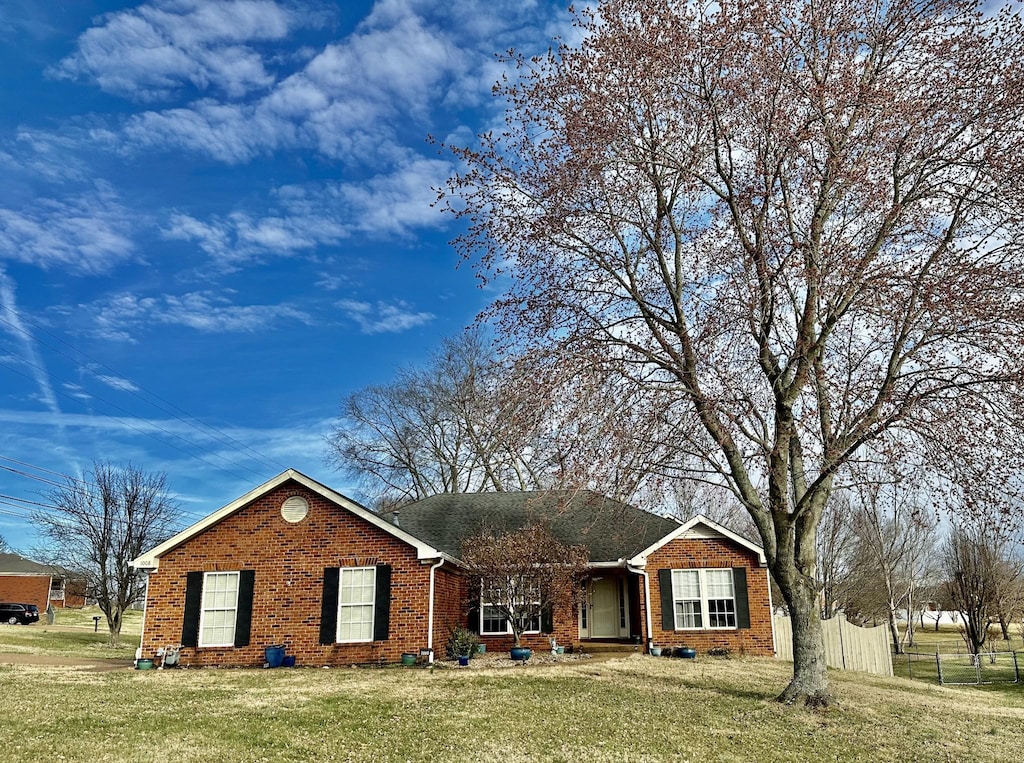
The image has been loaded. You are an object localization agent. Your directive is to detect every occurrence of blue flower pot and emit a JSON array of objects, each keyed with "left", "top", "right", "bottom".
[{"left": 510, "top": 647, "right": 532, "bottom": 662}]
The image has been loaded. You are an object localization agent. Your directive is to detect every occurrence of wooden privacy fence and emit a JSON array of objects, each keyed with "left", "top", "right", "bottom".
[{"left": 774, "top": 613, "right": 893, "bottom": 677}]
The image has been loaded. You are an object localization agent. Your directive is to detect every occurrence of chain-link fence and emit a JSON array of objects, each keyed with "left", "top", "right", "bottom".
[{"left": 902, "top": 650, "right": 1020, "bottom": 685}]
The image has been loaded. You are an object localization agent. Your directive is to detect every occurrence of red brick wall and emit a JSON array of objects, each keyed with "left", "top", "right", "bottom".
[
  {"left": 0, "top": 575, "right": 51, "bottom": 611},
  {"left": 647, "top": 537, "right": 774, "bottom": 656},
  {"left": 474, "top": 596, "right": 579, "bottom": 653},
  {"left": 431, "top": 565, "right": 467, "bottom": 656},
  {"left": 141, "top": 480, "right": 436, "bottom": 667}
]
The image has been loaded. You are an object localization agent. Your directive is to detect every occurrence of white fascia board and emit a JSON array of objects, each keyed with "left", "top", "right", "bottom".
[
  {"left": 131, "top": 469, "right": 443, "bottom": 570},
  {"left": 627, "top": 514, "right": 767, "bottom": 567}
]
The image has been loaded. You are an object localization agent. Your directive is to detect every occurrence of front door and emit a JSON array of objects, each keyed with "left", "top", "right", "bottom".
[{"left": 590, "top": 577, "right": 620, "bottom": 638}]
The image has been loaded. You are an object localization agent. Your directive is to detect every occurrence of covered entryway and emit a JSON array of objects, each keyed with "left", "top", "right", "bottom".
[{"left": 580, "top": 574, "right": 639, "bottom": 641}]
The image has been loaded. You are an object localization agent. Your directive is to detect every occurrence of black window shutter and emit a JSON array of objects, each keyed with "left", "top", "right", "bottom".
[
  {"left": 467, "top": 606, "right": 480, "bottom": 634},
  {"left": 234, "top": 570, "right": 256, "bottom": 647},
  {"left": 320, "top": 567, "right": 340, "bottom": 645},
  {"left": 657, "top": 569, "right": 675, "bottom": 630},
  {"left": 373, "top": 564, "right": 392, "bottom": 641},
  {"left": 181, "top": 571, "right": 204, "bottom": 647},
  {"left": 541, "top": 605, "right": 553, "bottom": 634},
  {"left": 733, "top": 567, "right": 750, "bottom": 629}
]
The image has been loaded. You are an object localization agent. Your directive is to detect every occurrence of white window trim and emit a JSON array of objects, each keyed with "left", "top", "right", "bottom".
[
  {"left": 479, "top": 579, "right": 542, "bottom": 636},
  {"left": 671, "top": 568, "right": 737, "bottom": 631},
  {"left": 336, "top": 566, "right": 376, "bottom": 643},
  {"left": 198, "top": 571, "right": 240, "bottom": 648}
]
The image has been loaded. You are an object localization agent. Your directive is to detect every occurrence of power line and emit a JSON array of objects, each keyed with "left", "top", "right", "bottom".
[
  {"left": 0, "top": 308, "right": 289, "bottom": 475},
  {"left": 0, "top": 351, "right": 272, "bottom": 485},
  {"left": 0, "top": 462, "right": 82, "bottom": 491},
  {"left": 0, "top": 455, "right": 95, "bottom": 488},
  {"left": 0, "top": 455, "right": 213, "bottom": 527}
]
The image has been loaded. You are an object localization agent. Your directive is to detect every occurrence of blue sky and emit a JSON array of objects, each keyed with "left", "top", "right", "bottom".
[{"left": 0, "top": 0, "right": 572, "bottom": 550}]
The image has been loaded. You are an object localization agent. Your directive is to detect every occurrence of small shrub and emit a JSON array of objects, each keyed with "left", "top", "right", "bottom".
[
  {"left": 707, "top": 646, "right": 732, "bottom": 658},
  {"left": 445, "top": 625, "right": 480, "bottom": 660}
]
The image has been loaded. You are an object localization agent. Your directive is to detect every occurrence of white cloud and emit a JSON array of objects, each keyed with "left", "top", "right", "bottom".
[
  {"left": 0, "top": 186, "right": 135, "bottom": 275},
  {"left": 336, "top": 298, "right": 434, "bottom": 334},
  {"left": 62, "top": 382, "right": 93, "bottom": 402},
  {"left": 94, "top": 374, "right": 141, "bottom": 393},
  {"left": 88, "top": 290, "right": 312, "bottom": 342},
  {"left": 163, "top": 203, "right": 348, "bottom": 267},
  {"left": 115, "top": 0, "right": 565, "bottom": 165},
  {"left": 162, "top": 152, "right": 449, "bottom": 267},
  {"left": 52, "top": 0, "right": 298, "bottom": 101},
  {"left": 333, "top": 155, "right": 450, "bottom": 234}
]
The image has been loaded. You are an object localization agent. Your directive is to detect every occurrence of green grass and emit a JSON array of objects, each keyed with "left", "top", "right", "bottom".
[
  {"left": 0, "top": 653, "right": 1022, "bottom": 762},
  {"left": 0, "top": 606, "right": 142, "bottom": 659},
  {"left": 903, "top": 623, "right": 1024, "bottom": 654},
  {"left": 893, "top": 624, "right": 1023, "bottom": 685}
]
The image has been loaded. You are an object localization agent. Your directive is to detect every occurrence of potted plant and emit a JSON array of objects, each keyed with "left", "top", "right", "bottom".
[
  {"left": 649, "top": 645, "right": 662, "bottom": 657},
  {"left": 445, "top": 625, "right": 480, "bottom": 663},
  {"left": 678, "top": 646, "right": 697, "bottom": 659}
]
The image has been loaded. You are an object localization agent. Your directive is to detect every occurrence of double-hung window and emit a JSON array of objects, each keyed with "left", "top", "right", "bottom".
[
  {"left": 672, "top": 570, "right": 704, "bottom": 628},
  {"left": 198, "top": 571, "right": 240, "bottom": 647},
  {"left": 669, "top": 568, "right": 737, "bottom": 630},
  {"left": 704, "top": 569, "right": 737, "bottom": 628},
  {"left": 480, "top": 580, "right": 541, "bottom": 635},
  {"left": 337, "top": 567, "right": 376, "bottom": 642}
]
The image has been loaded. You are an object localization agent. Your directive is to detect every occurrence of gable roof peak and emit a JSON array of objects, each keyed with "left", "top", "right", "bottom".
[{"left": 131, "top": 468, "right": 445, "bottom": 570}]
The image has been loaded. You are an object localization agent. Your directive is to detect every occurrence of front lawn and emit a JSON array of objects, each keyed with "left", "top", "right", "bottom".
[
  {"left": 0, "top": 606, "right": 141, "bottom": 659},
  {"left": 0, "top": 655, "right": 1021, "bottom": 762}
]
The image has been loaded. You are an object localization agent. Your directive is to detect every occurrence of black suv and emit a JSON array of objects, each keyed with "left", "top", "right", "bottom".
[{"left": 0, "top": 603, "right": 40, "bottom": 625}]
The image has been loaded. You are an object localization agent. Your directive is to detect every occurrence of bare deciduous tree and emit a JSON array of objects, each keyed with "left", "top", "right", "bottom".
[
  {"left": 35, "top": 462, "right": 177, "bottom": 646},
  {"left": 816, "top": 494, "right": 857, "bottom": 620},
  {"left": 943, "top": 523, "right": 998, "bottom": 655},
  {"left": 990, "top": 547, "right": 1024, "bottom": 641},
  {"left": 844, "top": 477, "right": 937, "bottom": 653},
  {"left": 441, "top": 0, "right": 1024, "bottom": 704},
  {"left": 460, "top": 523, "right": 589, "bottom": 648},
  {"left": 326, "top": 328, "right": 549, "bottom": 504}
]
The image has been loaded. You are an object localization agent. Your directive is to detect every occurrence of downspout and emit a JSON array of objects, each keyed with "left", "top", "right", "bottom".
[
  {"left": 426, "top": 558, "right": 445, "bottom": 664},
  {"left": 767, "top": 567, "right": 777, "bottom": 657},
  {"left": 627, "top": 562, "right": 652, "bottom": 652},
  {"left": 136, "top": 572, "right": 151, "bottom": 665}
]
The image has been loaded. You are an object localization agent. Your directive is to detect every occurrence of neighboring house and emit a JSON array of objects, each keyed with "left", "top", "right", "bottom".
[
  {"left": 132, "top": 469, "right": 775, "bottom": 667},
  {"left": 0, "top": 552, "right": 87, "bottom": 609}
]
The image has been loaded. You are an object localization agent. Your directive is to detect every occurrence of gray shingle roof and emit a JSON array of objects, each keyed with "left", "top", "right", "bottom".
[
  {"left": 386, "top": 490, "right": 681, "bottom": 562},
  {"left": 0, "top": 552, "right": 55, "bottom": 575}
]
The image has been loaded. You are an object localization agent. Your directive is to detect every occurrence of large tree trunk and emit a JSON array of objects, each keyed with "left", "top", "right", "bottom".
[
  {"left": 887, "top": 611, "right": 903, "bottom": 655},
  {"left": 775, "top": 569, "right": 831, "bottom": 706}
]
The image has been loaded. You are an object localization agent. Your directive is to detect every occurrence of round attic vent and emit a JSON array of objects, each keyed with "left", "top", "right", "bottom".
[{"left": 281, "top": 495, "right": 309, "bottom": 523}]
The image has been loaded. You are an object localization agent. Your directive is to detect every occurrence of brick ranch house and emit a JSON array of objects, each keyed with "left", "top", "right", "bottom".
[
  {"left": 0, "top": 552, "right": 88, "bottom": 611},
  {"left": 132, "top": 469, "right": 775, "bottom": 667}
]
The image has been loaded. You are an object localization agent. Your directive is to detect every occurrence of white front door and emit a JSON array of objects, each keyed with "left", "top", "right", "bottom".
[{"left": 590, "top": 577, "right": 620, "bottom": 638}]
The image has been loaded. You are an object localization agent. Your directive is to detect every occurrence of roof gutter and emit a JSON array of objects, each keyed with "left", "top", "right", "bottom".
[{"left": 588, "top": 560, "right": 629, "bottom": 569}]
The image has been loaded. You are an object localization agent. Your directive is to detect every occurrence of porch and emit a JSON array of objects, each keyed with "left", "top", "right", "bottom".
[{"left": 577, "top": 571, "right": 646, "bottom": 645}]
